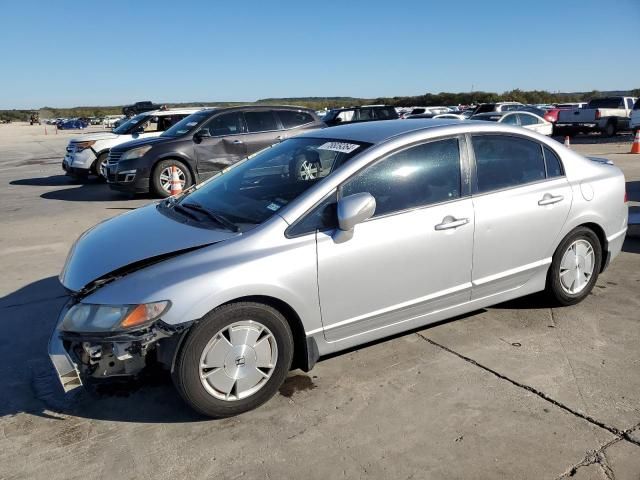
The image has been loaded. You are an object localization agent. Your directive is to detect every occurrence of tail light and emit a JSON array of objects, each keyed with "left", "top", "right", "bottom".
[{"left": 595, "top": 110, "right": 601, "bottom": 120}]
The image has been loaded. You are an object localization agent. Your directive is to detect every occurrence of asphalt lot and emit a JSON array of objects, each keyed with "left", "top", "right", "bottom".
[{"left": 1, "top": 122, "right": 639, "bottom": 480}]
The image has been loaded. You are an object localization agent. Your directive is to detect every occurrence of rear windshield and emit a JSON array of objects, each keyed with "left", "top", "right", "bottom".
[
  {"left": 472, "top": 114, "right": 501, "bottom": 122},
  {"left": 588, "top": 98, "right": 623, "bottom": 109},
  {"left": 162, "top": 111, "right": 213, "bottom": 137}
]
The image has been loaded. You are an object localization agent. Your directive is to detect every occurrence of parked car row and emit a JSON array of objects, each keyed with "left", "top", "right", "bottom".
[{"left": 61, "top": 96, "right": 636, "bottom": 198}]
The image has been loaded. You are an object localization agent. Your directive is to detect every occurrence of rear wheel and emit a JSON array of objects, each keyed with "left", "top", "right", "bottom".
[
  {"left": 173, "top": 302, "right": 294, "bottom": 418},
  {"left": 151, "top": 159, "right": 192, "bottom": 198},
  {"left": 546, "top": 227, "right": 602, "bottom": 306},
  {"left": 603, "top": 121, "right": 616, "bottom": 137}
]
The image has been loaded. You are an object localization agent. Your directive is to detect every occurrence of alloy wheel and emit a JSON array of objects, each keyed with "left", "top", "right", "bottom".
[{"left": 159, "top": 166, "right": 186, "bottom": 192}]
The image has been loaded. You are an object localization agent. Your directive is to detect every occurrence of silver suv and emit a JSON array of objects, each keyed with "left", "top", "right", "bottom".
[{"left": 50, "top": 119, "right": 627, "bottom": 418}]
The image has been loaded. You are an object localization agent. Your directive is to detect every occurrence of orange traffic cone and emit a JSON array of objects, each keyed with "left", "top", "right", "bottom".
[
  {"left": 630, "top": 130, "right": 640, "bottom": 154},
  {"left": 169, "top": 166, "right": 183, "bottom": 196},
  {"left": 564, "top": 136, "right": 570, "bottom": 148}
]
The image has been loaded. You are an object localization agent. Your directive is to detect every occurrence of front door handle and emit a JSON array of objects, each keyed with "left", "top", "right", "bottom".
[
  {"left": 232, "top": 139, "right": 244, "bottom": 144},
  {"left": 538, "top": 193, "right": 564, "bottom": 206},
  {"left": 435, "top": 216, "right": 469, "bottom": 231}
]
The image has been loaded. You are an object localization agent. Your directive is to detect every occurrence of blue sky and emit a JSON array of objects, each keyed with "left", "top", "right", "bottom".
[{"left": 1, "top": 0, "right": 638, "bottom": 108}]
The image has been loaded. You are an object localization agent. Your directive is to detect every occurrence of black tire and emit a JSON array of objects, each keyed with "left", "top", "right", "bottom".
[
  {"left": 546, "top": 227, "right": 602, "bottom": 306},
  {"left": 92, "top": 152, "right": 109, "bottom": 180},
  {"left": 603, "top": 121, "right": 616, "bottom": 138},
  {"left": 151, "top": 159, "right": 192, "bottom": 198},
  {"left": 173, "top": 302, "right": 294, "bottom": 418}
]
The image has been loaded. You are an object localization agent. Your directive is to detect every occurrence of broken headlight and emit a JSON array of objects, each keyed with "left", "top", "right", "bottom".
[{"left": 61, "top": 301, "right": 170, "bottom": 332}]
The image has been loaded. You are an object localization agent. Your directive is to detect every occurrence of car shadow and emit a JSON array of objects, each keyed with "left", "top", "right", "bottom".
[
  {"left": 0, "top": 275, "right": 203, "bottom": 423},
  {"left": 551, "top": 133, "right": 633, "bottom": 145},
  {"left": 10, "top": 175, "right": 143, "bottom": 202}
]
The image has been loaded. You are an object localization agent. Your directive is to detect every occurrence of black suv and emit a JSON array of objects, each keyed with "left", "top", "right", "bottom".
[
  {"left": 106, "top": 106, "right": 324, "bottom": 197},
  {"left": 322, "top": 105, "right": 398, "bottom": 126}
]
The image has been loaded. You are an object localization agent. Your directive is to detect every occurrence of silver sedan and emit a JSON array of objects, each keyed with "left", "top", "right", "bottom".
[{"left": 50, "top": 119, "right": 628, "bottom": 417}]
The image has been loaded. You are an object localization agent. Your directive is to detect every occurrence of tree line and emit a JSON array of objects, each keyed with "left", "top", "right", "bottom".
[{"left": 2, "top": 89, "right": 639, "bottom": 122}]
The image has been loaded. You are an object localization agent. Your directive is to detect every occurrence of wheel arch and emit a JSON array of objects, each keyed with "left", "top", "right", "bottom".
[
  {"left": 168, "top": 294, "right": 316, "bottom": 374},
  {"left": 578, "top": 222, "right": 608, "bottom": 272},
  {"left": 220, "top": 295, "right": 315, "bottom": 373}
]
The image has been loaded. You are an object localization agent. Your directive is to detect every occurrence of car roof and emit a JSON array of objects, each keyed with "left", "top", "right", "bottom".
[
  {"left": 296, "top": 118, "right": 472, "bottom": 143},
  {"left": 146, "top": 108, "right": 203, "bottom": 116}
]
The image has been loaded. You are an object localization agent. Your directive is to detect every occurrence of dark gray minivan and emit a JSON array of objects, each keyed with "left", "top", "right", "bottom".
[{"left": 106, "top": 106, "right": 325, "bottom": 197}]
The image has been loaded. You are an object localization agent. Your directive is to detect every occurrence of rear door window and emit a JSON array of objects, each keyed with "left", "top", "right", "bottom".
[
  {"left": 472, "top": 135, "right": 547, "bottom": 193},
  {"left": 374, "top": 107, "right": 398, "bottom": 119},
  {"left": 244, "top": 111, "right": 279, "bottom": 133},
  {"left": 277, "top": 110, "right": 314, "bottom": 129}
]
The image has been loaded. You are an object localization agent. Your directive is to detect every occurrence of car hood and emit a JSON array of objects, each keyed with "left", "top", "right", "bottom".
[
  {"left": 60, "top": 203, "right": 239, "bottom": 293},
  {"left": 70, "top": 131, "right": 118, "bottom": 142},
  {"left": 112, "top": 135, "right": 174, "bottom": 153}
]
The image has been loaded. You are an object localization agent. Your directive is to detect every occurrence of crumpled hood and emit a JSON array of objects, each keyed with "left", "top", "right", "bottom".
[
  {"left": 60, "top": 203, "right": 239, "bottom": 293},
  {"left": 71, "top": 131, "right": 118, "bottom": 142}
]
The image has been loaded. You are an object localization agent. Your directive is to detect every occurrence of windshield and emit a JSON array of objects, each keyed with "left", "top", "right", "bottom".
[
  {"left": 165, "top": 137, "right": 370, "bottom": 227},
  {"left": 161, "top": 110, "right": 213, "bottom": 137},
  {"left": 113, "top": 114, "right": 151, "bottom": 135}
]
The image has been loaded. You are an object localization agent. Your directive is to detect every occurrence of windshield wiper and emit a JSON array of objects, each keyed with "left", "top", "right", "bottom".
[
  {"left": 181, "top": 202, "right": 239, "bottom": 232},
  {"left": 172, "top": 203, "right": 201, "bottom": 221}
]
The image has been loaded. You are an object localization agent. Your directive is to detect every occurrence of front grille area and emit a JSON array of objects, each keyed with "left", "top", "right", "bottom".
[{"left": 107, "top": 150, "right": 123, "bottom": 165}]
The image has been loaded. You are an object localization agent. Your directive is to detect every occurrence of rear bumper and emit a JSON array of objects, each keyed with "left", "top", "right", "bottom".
[
  {"left": 602, "top": 227, "right": 627, "bottom": 272},
  {"left": 555, "top": 123, "right": 599, "bottom": 131}
]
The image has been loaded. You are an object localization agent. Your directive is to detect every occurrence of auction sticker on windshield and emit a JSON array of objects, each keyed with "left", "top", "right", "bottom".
[{"left": 318, "top": 142, "right": 361, "bottom": 154}]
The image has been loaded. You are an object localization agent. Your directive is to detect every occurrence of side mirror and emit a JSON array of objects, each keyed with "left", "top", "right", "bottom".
[
  {"left": 193, "top": 129, "right": 211, "bottom": 143},
  {"left": 333, "top": 192, "right": 376, "bottom": 243},
  {"left": 132, "top": 126, "right": 144, "bottom": 134}
]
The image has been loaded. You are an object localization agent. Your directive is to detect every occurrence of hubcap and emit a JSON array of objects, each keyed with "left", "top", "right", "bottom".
[
  {"left": 199, "top": 321, "right": 278, "bottom": 401},
  {"left": 559, "top": 239, "right": 595, "bottom": 295},
  {"left": 298, "top": 161, "right": 319, "bottom": 180},
  {"left": 159, "top": 166, "right": 185, "bottom": 192}
]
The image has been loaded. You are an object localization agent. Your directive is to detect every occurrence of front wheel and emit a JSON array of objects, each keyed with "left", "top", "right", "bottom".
[
  {"left": 173, "top": 302, "right": 294, "bottom": 418},
  {"left": 92, "top": 152, "right": 109, "bottom": 180},
  {"left": 151, "top": 159, "right": 192, "bottom": 198},
  {"left": 546, "top": 227, "right": 602, "bottom": 306}
]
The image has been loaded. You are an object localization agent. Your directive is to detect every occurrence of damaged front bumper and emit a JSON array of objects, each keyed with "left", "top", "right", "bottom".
[{"left": 48, "top": 300, "right": 189, "bottom": 392}]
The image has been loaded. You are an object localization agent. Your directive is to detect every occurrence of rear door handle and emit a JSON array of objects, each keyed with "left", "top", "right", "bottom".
[
  {"left": 435, "top": 216, "right": 469, "bottom": 231},
  {"left": 538, "top": 194, "right": 564, "bottom": 206},
  {"left": 232, "top": 139, "right": 243, "bottom": 144}
]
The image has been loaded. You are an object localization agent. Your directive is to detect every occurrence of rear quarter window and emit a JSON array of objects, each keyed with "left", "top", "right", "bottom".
[{"left": 278, "top": 110, "right": 315, "bottom": 129}]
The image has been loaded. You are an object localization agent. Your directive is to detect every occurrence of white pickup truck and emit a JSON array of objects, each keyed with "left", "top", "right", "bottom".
[
  {"left": 555, "top": 96, "right": 637, "bottom": 137},
  {"left": 629, "top": 98, "right": 640, "bottom": 135},
  {"left": 62, "top": 108, "right": 201, "bottom": 179}
]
